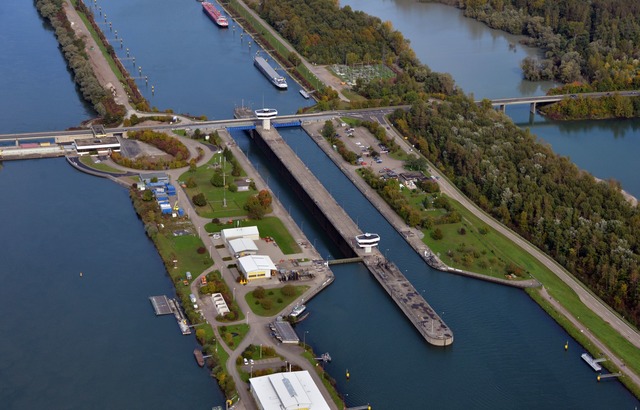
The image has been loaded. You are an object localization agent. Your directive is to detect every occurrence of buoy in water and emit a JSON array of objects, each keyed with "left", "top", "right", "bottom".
[
  {"left": 597, "top": 374, "right": 601, "bottom": 382},
  {"left": 80, "top": 272, "right": 83, "bottom": 277},
  {"left": 346, "top": 369, "right": 350, "bottom": 380},
  {"left": 564, "top": 341, "right": 568, "bottom": 351}
]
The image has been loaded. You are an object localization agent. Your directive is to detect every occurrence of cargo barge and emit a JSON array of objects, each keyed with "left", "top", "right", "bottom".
[
  {"left": 202, "top": 2, "right": 228, "bottom": 28},
  {"left": 254, "top": 55, "right": 287, "bottom": 89}
]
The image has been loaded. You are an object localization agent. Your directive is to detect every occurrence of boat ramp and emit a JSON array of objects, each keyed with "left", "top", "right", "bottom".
[{"left": 252, "top": 126, "right": 453, "bottom": 346}]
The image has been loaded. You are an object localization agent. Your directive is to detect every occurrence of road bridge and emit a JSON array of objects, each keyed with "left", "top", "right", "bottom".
[{"left": 479, "top": 90, "right": 640, "bottom": 114}]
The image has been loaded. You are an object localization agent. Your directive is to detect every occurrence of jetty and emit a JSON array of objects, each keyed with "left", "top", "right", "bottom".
[
  {"left": 252, "top": 126, "right": 453, "bottom": 346},
  {"left": 149, "top": 295, "right": 173, "bottom": 315},
  {"left": 581, "top": 353, "right": 606, "bottom": 372}
]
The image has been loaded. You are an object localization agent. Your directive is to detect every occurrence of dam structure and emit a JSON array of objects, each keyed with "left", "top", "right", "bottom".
[{"left": 251, "top": 125, "right": 453, "bottom": 347}]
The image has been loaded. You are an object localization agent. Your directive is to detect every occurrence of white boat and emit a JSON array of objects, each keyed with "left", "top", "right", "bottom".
[
  {"left": 289, "top": 304, "right": 306, "bottom": 319},
  {"left": 355, "top": 233, "right": 380, "bottom": 247}
]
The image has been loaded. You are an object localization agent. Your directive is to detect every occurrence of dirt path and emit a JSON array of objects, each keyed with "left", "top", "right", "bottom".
[{"left": 63, "top": 0, "right": 134, "bottom": 115}]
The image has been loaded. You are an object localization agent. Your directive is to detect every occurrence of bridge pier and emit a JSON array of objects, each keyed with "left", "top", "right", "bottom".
[
  {"left": 15, "top": 139, "right": 19, "bottom": 147},
  {"left": 530, "top": 102, "right": 537, "bottom": 114},
  {"left": 499, "top": 104, "right": 506, "bottom": 113}
]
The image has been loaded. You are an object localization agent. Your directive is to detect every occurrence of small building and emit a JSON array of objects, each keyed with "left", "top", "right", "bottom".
[
  {"left": 73, "top": 136, "right": 121, "bottom": 156},
  {"left": 399, "top": 171, "right": 428, "bottom": 184},
  {"left": 140, "top": 172, "right": 170, "bottom": 185},
  {"left": 249, "top": 371, "right": 330, "bottom": 410},
  {"left": 235, "top": 178, "right": 252, "bottom": 192},
  {"left": 237, "top": 255, "right": 276, "bottom": 281},
  {"left": 211, "top": 293, "right": 230, "bottom": 316},
  {"left": 228, "top": 238, "right": 259, "bottom": 257},
  {"left": 221, "top": 226, "right": 260, "bottom": 246}
]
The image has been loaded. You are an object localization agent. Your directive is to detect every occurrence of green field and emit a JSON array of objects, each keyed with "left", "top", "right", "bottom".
[
  {"left": 421, "top": 194, "right": 546, "bottom": 281},
  {"left": 219, "top": 323, "right": 250, "bottom": 350},
  {"left": 179, "top": 153, "right": 256, "bottom": 218},
  {"left": 206, "top": 217, "right": 301, "bottom": 255},
  {"left": 79, "top": 155, "right": 125, "bottom": 174},
  {"left": 245, "top": 285, "right": 309, "bottom": 317}
]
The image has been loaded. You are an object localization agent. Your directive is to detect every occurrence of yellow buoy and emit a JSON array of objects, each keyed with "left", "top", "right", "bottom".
[
  {"left": 564, "top": 341, "right": 568, "bottom": 351},
  {"left": 346, "top": 369, "right": 350, "bottom": 380},
  {"left": 597, "top": 374, "right": 601, "bottom": 382}
]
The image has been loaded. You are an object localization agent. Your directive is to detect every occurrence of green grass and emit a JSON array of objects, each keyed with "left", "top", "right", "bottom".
[
  {"left": 245, "top": 285, "right": 309, "bottom": 317},
  {"left": 154, "top": 233, "right": 213, "bottom": 298},
  {"left": 173, "top": 130, "right": 187, "bottom": 137},
  {"left": 206, "top": 216, "right": 301, "bottom": 255},
  {"left": 79, "top": 156, "right": 125, "bottom": 174},
  {"left": 219, "top": 323, "right": 250, "bottom": 350},
  {"left": 179, "top": 153, "right": 256, "bottom": 218},
  {"left": 421, "top": 194, "right": 544, "bottom": 280}
]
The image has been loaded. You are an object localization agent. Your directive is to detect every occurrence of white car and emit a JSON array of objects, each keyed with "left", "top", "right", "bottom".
[{"left": 243, "top": 357, "right": 248, "bottom": 365}]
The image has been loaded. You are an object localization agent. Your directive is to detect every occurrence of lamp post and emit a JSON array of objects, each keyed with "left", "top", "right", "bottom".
[
  {"left": 303, "top": 331, "right": 309, "bottom": 351},
  {"left": 246, "top": 311, "right": 249, "bottom": 325}
]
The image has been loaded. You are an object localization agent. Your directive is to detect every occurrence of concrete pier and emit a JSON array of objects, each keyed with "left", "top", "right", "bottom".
[{"left": 252, "top": 126, "right": 453, "bottom": 346}]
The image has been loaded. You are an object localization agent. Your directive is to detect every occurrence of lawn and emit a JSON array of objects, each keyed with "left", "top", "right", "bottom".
[
  {"left": 154, "top": 233, "right": 213, "bottom": 298},
  {"left": 206, "top": 216, "right": 301, "bottom": 255},
  {"left": 79, "top": 156, "right": 125, "bottom": 174},
  {"left": 179, "top": 153, "right": 256, "bottom": 218},
  {"left": 245, "top": 285, "right": 309, "bottom": 317},
  {"left": 219, "top": 323, "right": 250, "bottom": 350}
]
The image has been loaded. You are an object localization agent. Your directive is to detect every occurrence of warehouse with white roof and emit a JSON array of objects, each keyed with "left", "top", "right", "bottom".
[
  {"left": 249, "top": 371, "right": 331, "bottom": 410},
  {"left": 221, "top": 226, "right": 260, "bottom": 246},
  {"left": 237, "top": 255, "right": 276, "bottom": 281},
  {"left": 228, "top": 237, "right": 259, "bottom": 257}
]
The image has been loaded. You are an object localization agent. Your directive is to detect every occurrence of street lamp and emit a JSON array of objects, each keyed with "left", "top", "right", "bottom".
[
  {"left": 246, "top": 311, "right": 249, "bottom": 325},
  {"left": 303, "top": 331, "right": 309, "bottom": 350},
  {"left": 233, "top": 287, "right": 236, "bottom": 301}
]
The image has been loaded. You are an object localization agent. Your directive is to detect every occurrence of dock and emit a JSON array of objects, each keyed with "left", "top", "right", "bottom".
[
  {"left": 253, "top": 126, "right": 453, "bottom": 346},
  {"left": 149, "top": 295, "right": 173, "bottom": 315},
  {"left": 581, "top": 353, "right": 605, "bottom": 372}
]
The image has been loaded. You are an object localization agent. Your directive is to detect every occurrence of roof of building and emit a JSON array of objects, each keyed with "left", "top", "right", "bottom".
[
  {"left": 221, "top": 226, "right": 260, "bottom": 239},
  {"left": 139, "top": 172, "right": 170, "bottom": 182},
  {"left": 237, "top": 255, "right": 276, "bottom": 273},
  {"left": 74, "top": 136, "right": 120, "bottom": 149},
  {"left": 250, "top": 371, "right": 330, "bottom": 410},
  {"left": 228, "top": 238, "right": 259, "bottom": 254}
]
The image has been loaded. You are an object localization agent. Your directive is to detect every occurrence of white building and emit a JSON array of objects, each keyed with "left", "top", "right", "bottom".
[
  {"left": 221, "top": 226, "right": 260, "bottom": 247},
  {"left": 237, "top": 255, "right": 276, "bottom": 281},
  {"left": 249, "top": 371, "right": 331, "bottom": 410},
  {"left": 228, "top": 238, "right": 259, "bottom": 257}
]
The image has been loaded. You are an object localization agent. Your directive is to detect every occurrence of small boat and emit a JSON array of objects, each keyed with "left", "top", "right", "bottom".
[
  {"left": 194, "top": 349, "right": 205, "bottom": 367},
  {"left": 289, "top": 304, "right": 306, "bottom": 320}
]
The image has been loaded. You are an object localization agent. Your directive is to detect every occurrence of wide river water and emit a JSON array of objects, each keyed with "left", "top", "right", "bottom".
[{"left": 1, "top": 0, "right": 639, "bottom": 408}]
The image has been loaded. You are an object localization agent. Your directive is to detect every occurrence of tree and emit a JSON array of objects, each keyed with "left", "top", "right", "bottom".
[
  {"left": 252, "top": 286, "right": 266, "bottom": 299},
  {"left": 245, "top": 196, "right": 267, "bottom": 219},
  {"left": 281, "top": 284, "right": 296, "bottom": 296},
  {"left": 192, "top": 193, "right": 207, "bottom": 207},
  {"left": 257, "top": 190, "right": 272, "bottom": 208},
  {"left": 431, "top": 228, "right": 444, "bottom": 240},
  {"left": 142, "top": 190, "right": 153, "bottom": 201},
  {"left": 321, "top": 120, "right": 336, "bottom": 139},
  {"left": 211, "top": 169, "right": 224, "bottom": 187}
]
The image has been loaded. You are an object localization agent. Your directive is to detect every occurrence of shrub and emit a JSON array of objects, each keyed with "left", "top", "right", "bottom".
[
  {"left": 281, "top": 284, "right": 296, "bottom": 297},
  {"left": 197, "top": 247, "right": 206, "bottom": 254},
  {"left": 431, "top": 228, "right": 444, "bottom": 240},
  {"left": 193, "top": 193, "right": 207, "bottom": 206},
  {"left": 252, "top": 286, "right": 266, "bottom": 299}
]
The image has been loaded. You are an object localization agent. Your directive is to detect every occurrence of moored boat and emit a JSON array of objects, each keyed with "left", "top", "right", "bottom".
[
  {"left": 254, "top": 55, "right": 288, "bottom": 89},
  {"left": 202, "top": 2, "right": 229, "bottom": 28},
  {"left": 289, "top": 304, "right": 306, "bottom": 320},
  {"left": 194, "top": 349, "right": 205, "bottom": 367}
]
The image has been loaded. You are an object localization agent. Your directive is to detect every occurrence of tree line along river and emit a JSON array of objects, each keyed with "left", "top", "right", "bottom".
[{"left": 0, "top": 0, "right": 638, "bottom": 408}]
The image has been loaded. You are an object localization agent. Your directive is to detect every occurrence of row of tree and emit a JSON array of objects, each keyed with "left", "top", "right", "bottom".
[{"left": 35, "top": 0, "right": 125, "bottom": 125}]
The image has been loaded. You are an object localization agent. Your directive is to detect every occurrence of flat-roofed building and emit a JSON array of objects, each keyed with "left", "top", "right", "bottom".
[
  {"left": 221, "top": 226, "right": 260, "bottom": 246},
  {"left": 249, "top": 371, "right": 330, "bottom": 410},
  {"left": 73, "top": 136, "right": 121, "bottom": 155},
  {"left": 237, "top": 255, "right": 276, "bottom": 281},
  {"left": 228, "top": 238, "right": 259, "bottom": 257}
]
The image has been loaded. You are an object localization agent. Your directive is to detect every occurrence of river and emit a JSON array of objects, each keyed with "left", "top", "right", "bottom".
[
  {"left": 1, "top": 0, "right": 639, "bottom": 408},
  {"left": 342, "top": 0, "right": 640, "bottom": 197}
]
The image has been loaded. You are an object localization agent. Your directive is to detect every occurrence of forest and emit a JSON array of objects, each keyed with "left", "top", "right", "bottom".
[
  {"left": 390, "top": 97, "right": 640, "bottom": 326},
  {"left": 438, "top": 0, "right": 640, "bottom": 91}
]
